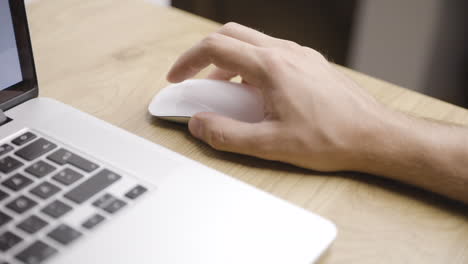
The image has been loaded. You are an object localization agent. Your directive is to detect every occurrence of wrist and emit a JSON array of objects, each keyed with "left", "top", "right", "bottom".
[
  {"left": 348, "top": 108, "right": 468, "bottom": 202},
  {"left": 345, "top": 108, "right": 423, "bottom": 177}
]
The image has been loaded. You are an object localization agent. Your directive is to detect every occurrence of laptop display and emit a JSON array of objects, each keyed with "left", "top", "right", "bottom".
[
  {"left": 0, "top": 0, "right": 23, "bottom": 91},
  {"left": 0, "top": 0, "right": 38, "bottom": 111}
]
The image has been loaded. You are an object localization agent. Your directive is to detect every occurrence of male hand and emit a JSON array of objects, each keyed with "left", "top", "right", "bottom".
[
  {"left": 167, "top": 22, "right": 392, "bottom": 172},
  {"left": 168, "top": 22, "right": 468, "bottom": 203}
]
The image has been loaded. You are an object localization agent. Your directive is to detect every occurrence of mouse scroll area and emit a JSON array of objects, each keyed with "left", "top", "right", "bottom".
[{"left": 148, "top": 79, "right": 265, "bottom": 124}]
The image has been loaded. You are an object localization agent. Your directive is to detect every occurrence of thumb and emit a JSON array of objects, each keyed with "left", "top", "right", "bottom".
[{"left": 188, "top": 112, "right": 271, "bottom": 157}]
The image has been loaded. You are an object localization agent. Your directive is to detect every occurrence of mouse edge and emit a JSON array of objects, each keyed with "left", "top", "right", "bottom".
[{"left": 155, "top": 116, "right": 190, "bottom": 124}]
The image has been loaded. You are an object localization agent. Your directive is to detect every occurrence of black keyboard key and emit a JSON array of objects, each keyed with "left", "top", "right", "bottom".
[
  {"left": 25, "top": 161, "right": 56, "bottom": 178},
  {"left": 41, "top": 200, "right": 72, "bottom": 219},
  {"left": 2, "top": 174, "right": 33, "bottom": 191},
  {"left": 93, "top": 194, "right": 127, "bottom": 214},
  {"left": 47, "top": 224, "right": 82, "bottom": 245},
  {"left": 47, "top": 148, "right": 98, "bottom": 172},
  {"left": 0, "top": 144, "right": 13, "bottom": 156},
  {"left": 125, "top": 185, "right": 148, "bottom": 200},
  {"left": 82, "top": 214, "right": 105, "bottom": 230},
  {"left": 0, "top": 189, "right": 8, "bottom": 202},
  {"left": 30, "top": 182, "right": 60, "bottom": 200},
  {"left": 0, "top": 211, "right": 12, "bottom": 227},
  {"left": 17, "top": 215, "right": 48, "bottom": 234},
  {"left": 0, "top": 231, "right": 22, "bottom": 252},
  {"left": 15, "top": 240, "right": 57, "bottom": 264},
  {"left": 15, "top": 138, "right": 57, "bottom": 161},
  {"left": 12, "top": 132, "right": 37, "bottom": 146},
  {"left": 103, "top": 199, "right": 126, "bottom": 214},
  {"left": 0, "top": 156, "right": 23, "bottom": 174},
  {"left": 64, "top": 169, "right": 121, "bottom": 204},
  {"left": 52, "top": 168, "right": 83, "bottom": 186},
  {"left": 6, "top": 196, "right": 37, "bottom": 214},
  {"left": 92, "top": 193, "right": 115, "bottom": 208}
]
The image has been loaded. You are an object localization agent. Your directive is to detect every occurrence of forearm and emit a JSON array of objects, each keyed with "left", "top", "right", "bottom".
[{"left": 354, "top": 111, "right": 468, "bottom": 203}]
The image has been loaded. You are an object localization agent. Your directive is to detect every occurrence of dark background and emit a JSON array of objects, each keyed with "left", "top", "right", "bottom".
[
  {"left": 173, "top": 0, "right": 358, "bottom": 66},
  {"left": 172, "top": 0, "right": 468, "bottom": 107}
]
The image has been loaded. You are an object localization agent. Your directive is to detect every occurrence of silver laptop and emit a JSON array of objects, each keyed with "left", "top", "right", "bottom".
[{"left": 0, "top": 1, "right": 336, "bottom": 263}]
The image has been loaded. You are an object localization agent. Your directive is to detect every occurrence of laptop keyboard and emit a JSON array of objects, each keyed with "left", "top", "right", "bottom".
[{"left": 0, "top": 130, "right": 150, "bottom": 264}]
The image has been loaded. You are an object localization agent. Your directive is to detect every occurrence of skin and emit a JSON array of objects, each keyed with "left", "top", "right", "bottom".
[{"left": 167, "top": 22, "right": 468, "bottom": 204}]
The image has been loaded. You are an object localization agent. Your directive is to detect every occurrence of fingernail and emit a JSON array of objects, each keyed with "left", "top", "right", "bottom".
[{"left": 189, "top": 117, "right": 203, "bottom": 139}]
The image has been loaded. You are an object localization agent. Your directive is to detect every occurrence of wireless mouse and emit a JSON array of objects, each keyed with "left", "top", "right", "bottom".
[{"left": 148, "top": 79, "right": 265, "bottom": 124}]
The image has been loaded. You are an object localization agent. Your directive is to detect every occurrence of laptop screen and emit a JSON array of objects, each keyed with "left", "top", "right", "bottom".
[
  {"left": 0, "top": 0, "right": 23, "bottom": 91},
  {"left": 0, "top": 0, "right": 38, "bottom": 111}
]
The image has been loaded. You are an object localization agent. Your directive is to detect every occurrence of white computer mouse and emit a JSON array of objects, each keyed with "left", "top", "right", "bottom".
[{"left": 148, "top": 79, "right": 264, "bottom": 124}]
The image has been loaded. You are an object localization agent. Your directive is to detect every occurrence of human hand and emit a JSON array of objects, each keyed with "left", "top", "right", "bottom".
[{"left": 166, "top": 22, "right": 394, "bottom": 172}]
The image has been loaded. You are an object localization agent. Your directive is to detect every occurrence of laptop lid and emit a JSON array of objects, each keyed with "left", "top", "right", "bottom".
[{"left": 0, "top": 0, "right": 38, "bottom": 111}]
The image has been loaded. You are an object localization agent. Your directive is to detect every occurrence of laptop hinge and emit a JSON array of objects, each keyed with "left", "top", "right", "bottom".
[{"left": 0, "top": 110, "right": 11, "bottom": 126}]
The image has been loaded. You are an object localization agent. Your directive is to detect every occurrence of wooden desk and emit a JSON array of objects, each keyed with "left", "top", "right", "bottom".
[{"left": 27, "top": 0, "right": 468, "bottom": 263}]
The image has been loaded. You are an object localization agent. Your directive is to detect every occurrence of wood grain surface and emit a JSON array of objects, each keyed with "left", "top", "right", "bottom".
[{"left": 26, "top": 0, "right": 468, "bottom": 263}]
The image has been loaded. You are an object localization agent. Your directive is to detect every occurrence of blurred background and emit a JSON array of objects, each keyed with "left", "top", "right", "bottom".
[
  {"left": 168, "top": 0, "right": 468, "bottom": 107},
  {"left": 27, "top": 0, "right": 468, "bottom": 107}
]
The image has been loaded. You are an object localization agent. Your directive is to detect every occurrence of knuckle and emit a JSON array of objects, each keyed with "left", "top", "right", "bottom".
[
  {"left": 264, "top": 48, "right": 284, "bottom": 64},
  {"left": 304, "top": 47, "right": 327, "bottom": 61},
  {"left": 201, "top": 33, "right": 222, "bottom": 50},
  {"left": 260, "top": 48, "right": 286, "bottom": 72},
  {"left": 220, "top": 22, "right": 241, "bottom": 33},
  {"left": 282, "top": 40, "right": 301, "bottom": 49},
  {"left": 206, "top": 127, "right": 228, "bottom": 150}
]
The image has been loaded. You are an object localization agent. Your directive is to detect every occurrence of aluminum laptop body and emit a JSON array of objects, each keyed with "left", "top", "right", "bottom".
[{"left": 0, "top": 1, "right": 336, "bottom": 263}]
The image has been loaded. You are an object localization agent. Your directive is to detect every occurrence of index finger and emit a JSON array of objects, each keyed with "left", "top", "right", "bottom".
[
  {"left": 166, "top": 33, "right": 265, "bottom": 87},
  {"left": 217, "top": 22, "right": 281, "bottom": 47}
]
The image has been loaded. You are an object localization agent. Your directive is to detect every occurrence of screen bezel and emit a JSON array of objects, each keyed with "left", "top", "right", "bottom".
[{"left": 0, "top": 0, "right": 38, "bottom": 111}]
